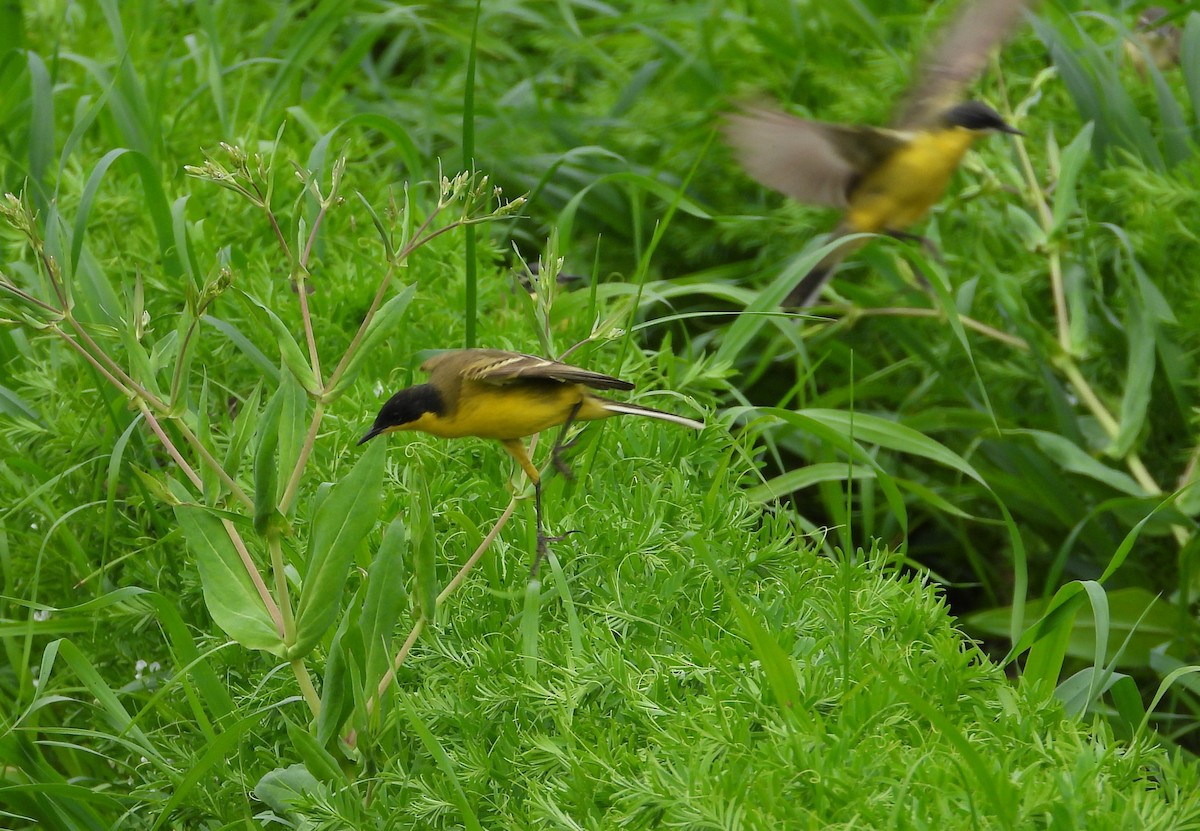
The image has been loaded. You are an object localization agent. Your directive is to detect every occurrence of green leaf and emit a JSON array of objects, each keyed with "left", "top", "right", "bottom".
[
  {"left": 175, "top": 504, "right": 284, "bottom": 655},
  {"left": 253, "top": 383, "right": 285, "bottom": 536},
  {"left": 402, "top": 697, "right": 485, "bottom": 831},
  {"left": 726, "top": 586, "right": 805, "bottom": 724},
  {"left": 222, "top": 382, "right": 262, "bottom": 483},
  {"left": 328, "top": 283, "right": 416, "bottom": 399},
  {"left": 411, "top": 470, "right": 438, "bottom": 622},
  {"left": 286, "top": 720, "right": 347, "bottom": 785},
  {"left": 45, "top": 639, "right": 162, "bottom": 762},
  {"left": 202, "top": 315, "right": 281, "bottom": 382},
  {"left": 289, "top": 440, "right": 385, "bottom": 659},
  {"left": 1111, "top": 290, "right": 1155, "bottom": 458},
  {"left": 316, "top": 596, "right": 364, "bottom": 747},
  {"left": 793, "top": 408, "right": 990, "bottom": 487},
  {"left": 1109, "top": 674, "right": 1146, "bottom": 730},
  {"left": 253, "top": 764, "right": 328, "bottom": 819},
  {"left": 1184, "top": 13, "right": 1200, "bottom": 117},
  {"left": 746, "top": 463, "right": 873, "bottom": 503},
  {"left": 713, "top": 237, "right": 846, "bottom": 367},
  {"left": 0, "top": 383, "right": 40, "bottom": 423},
  {"left": 762, "top": 406, "right": 911, "bottom": 544},
  {"left": 360, "top": 518, "right": 409, "bottom": 688},
  {"left": 276, "top": 373, "right": 308, "bottom": 514},
  {"left": 1050, "top": 123, "right": 1093, "bottom": 234},
  {"left": 1014, "top": 430, "right": 1147, "bottom": 497},
  {"left": 197, "top": 377, "right": 220, "bottom": 505},
  {"left": 150, "top": 710, "right": 268, "bottom": 831},
  {"left": 238, "top": 289, "right": 320, "bottom": 394}
]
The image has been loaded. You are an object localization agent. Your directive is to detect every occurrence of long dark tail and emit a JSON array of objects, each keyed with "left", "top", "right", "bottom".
[{"left": 782, "top": 230, "right": 867, "bottom": 308}]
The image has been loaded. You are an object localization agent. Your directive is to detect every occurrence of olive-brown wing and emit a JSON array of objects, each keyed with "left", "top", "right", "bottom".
[
  {"left": 423, "top": 348, "right": 634, "bottom": 391},
  {"left": 892, "top": 0, "right": 1039, "bottom": 129},
  {"left": 723, "top": 106, "right": 908, "bottom": 206}
]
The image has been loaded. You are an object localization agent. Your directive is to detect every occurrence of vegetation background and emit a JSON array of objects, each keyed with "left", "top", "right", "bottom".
[{"left": 2, "top": 0, "right": 1200, "bottom": 827}]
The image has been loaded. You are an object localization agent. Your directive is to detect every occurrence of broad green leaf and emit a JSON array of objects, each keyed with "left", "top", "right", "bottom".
[
  {"left": 253, "top": 383, "right": 285, "bottom": 535},
  {"left": 290, "top": 440, "right": 385, "bottom": 659},
  {"left": 746, "top": 463, "right": 873, "bottom": 503},
  {"left": 991, "top": 586, "right": 1174, "bottom": 673},
  {"left": 202, "top": 315, "right": 281, "bottom": 382},
  {"left": 1050, "top": 123, "right": 1093, "bottom": 234},
  {"left": 253, "top": 764, "right": 328, "bottom": 819},
  {"left": 762, "top": 406, "right": 910, "bottom": 542},
  {"left": 1014, "top": 430, "right": 1146, "bottom": 496},
  {"left": 790, "top": 407, "right": 988, "bottom": 486},
  {"left": 25, "top": 51, "right": 53, "bottom": 189},
  {"left": 150, "top": 710, "right": 268, "bottom": 831},
  {"left": 316, "top": 596, "right": 364, "bottom": 747},
  {"left": 360, "top": 518, "right": 409, "bottom": 688},
  {"left": 120, "top": 325, "right": 164, "bottom": 401},
  {"left": 1111, "top": 289, "right": 1155, "bottom": 458},
  {"left": 286, "top": 720, "right": 346, "bottom": 785},
  {"left": 222, "top": 382, "right": 262, "bottom": 482},
  {"left": 238, "top": 289, "right": 320, "bottom": 395},
  {"left": 0, "top": 383, "right": 39, "bottom": 422},
  {"left": 1184, "top": 13, "right": 1200, "bottom": 117},
  {"left": 197, "top": 377, "right": 220, "bottom": 505},
  {"left": 175, "top": 504, "right": 284, "bottom": 655},
  {"left": 328, "top": 283, "right": 416, "bottom": 399},
  {"left": 276, "top": 373, "right": 308, "bottom": 514},
  {"left": 44, "top": 639, "right": 162, "bottom": 762},
  {"left": 713, "top": 237, "right": 847, "bottom": 367},
  {"left": 71, "top": 147, "right": 132, "bottom": 275},
  {"left": 1109, "top": 674, "right": 1146, "bottom": 730}
]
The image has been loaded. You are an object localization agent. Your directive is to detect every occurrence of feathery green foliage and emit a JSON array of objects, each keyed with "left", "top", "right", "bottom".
[{"left": 2, "top": 0, "right": 1200, "bottom": 828}]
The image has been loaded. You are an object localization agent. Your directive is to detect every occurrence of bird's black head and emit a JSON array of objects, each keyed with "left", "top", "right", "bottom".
[
  {"left": 358, "top": 383, "right": 446, "bottom": 445},
  {"left": 943, "top": 101, "right": 1023, "bottom": 135}
]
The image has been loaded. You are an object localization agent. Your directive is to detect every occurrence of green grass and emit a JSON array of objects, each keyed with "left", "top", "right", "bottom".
[{"left": 2, "top": 0, "right": 1200, "bottom": 827}]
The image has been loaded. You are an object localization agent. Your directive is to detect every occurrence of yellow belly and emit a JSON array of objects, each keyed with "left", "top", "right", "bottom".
[
  {"left": 845, "top": 128, "right": 978, "bottom": 233},
  {"left": 411, "top": 381, "right": 611, "bottom": 441}
]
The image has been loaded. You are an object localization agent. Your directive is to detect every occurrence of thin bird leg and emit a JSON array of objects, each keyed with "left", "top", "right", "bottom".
[
  {"left": 885, "top": 229, "right": 942, "bottom": 261},
  {"left": 549, "top": 401, "right": 584, "bottom": 481},
  {"left": 501, "top": 438, "right": 577, "bottom": 577}
]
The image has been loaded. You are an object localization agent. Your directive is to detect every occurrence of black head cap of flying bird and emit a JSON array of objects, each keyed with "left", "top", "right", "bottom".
[
  {"left": 358, "top": 384, "right": 445, "bottom": 445},
  {"left": 941, "top": 100, "right": 1023, "bottom": 134}
]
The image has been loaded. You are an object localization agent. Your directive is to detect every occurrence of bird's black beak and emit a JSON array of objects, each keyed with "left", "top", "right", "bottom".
[
  {"left": 999, "top": 123, "right": 1024, "bottom": 136},
  {"left": 357, "top": 426, "right": 382, "bottom": 446}
]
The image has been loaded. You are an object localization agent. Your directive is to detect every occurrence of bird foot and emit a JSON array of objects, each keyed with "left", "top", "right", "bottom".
[{"left": 531, "top": 529, "right": 581, "bottom": 577}]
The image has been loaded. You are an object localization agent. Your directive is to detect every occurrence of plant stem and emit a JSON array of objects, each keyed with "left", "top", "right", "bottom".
[
  {"left": 291, "top": 659, "right": 321, "bottom": 717},
  {"left": 841, "top": 305, "right": 1031, "bottom": 350},
  {"left": 269, "top": 532, "right": 296, "bottom": 643},
  {"left": 294, "top": 269, "right": 322, "bottom": 384},
  {"left": 138, "top": 403, "right": 205, "bottom": 491},
  {"left": 224, "top": 518, "right": 286, "bottom": 634},
  {"left": 280, "top": 400, "right": 325, "bottom": 515}
]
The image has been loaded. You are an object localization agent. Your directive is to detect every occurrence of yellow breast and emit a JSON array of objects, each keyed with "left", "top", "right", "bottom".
[
  {"left": 845, "top": 128, "right": 979, "bottom": 234},
  {"left": 413, "top": 381, "right": 593, "bottom": 441}
]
